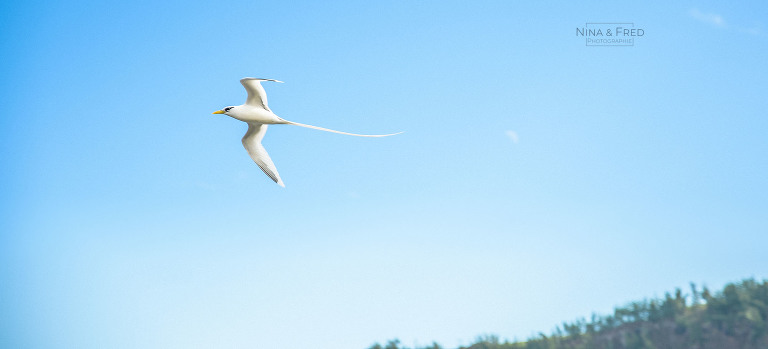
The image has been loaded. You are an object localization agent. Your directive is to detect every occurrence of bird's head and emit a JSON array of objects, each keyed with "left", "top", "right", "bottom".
[{"left": 212, "top": 106, "right": 236, "bottom": 115}]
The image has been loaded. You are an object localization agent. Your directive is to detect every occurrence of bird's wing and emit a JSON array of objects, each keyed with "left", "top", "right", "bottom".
[
  {"left": 240, "top": 78, "right": 284, "bottom": 111},
  {"left": 242, "top": 123, "right": 285, "bottom": 187}
]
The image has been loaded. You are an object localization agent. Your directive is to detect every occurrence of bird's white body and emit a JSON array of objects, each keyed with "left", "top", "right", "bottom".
[
  {"left": 212, "top": 78, "right": 400, "bottom": 187},
  {"left": 225, "top": 104, "right": 286, "bottom": 124}
]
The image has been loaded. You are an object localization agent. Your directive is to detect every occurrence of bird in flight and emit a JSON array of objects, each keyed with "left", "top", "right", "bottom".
[{"left": 212, "top": 78, "right": 400, "bottom": 187}]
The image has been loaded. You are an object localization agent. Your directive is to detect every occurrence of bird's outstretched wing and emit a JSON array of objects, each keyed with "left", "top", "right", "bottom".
[
  {"left": 240, "top": 78, "right": 283, "bottom": 111},
  {"left": 242, "top": 123, "right": 284, "bottom": 187}
]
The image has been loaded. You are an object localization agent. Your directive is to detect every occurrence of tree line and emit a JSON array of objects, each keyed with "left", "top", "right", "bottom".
[{"left": 367, "top": 278, "right": 768, "bottom": 349}]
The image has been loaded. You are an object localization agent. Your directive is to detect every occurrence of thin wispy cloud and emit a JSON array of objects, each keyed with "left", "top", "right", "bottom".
[
  {"left": 689, "top": 8, "right": 764, "bottom": 36},
  {"left": 505, "top": 130, "right": 519, "bottom": 144},
  {"left": 740, "top": 25, "right": 764, "bottom": 36},
  {"left": 689, "top": 8, "right": 726, "bottom": 27}
]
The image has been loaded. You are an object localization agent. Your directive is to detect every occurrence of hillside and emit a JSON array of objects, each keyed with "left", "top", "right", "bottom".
[{"left": 368, "top": 278, "right": 768, "bottom": 349}]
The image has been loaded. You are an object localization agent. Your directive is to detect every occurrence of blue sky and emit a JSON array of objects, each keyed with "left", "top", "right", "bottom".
[{"left": 1, "top": 1, "right": 767, "bottom": 348}]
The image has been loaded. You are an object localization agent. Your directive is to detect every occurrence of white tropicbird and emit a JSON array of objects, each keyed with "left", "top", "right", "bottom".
[{"left": 213, "top": 78, "right": 400, "bottom": 187}]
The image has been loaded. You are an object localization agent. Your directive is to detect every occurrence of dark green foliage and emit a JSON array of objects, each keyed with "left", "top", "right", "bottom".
[
  {"left": 368, "top": 278, "right": 768, "bottom": 349},
  {"left": 367, "top": 339, "right": 443, "bottom": 349}
]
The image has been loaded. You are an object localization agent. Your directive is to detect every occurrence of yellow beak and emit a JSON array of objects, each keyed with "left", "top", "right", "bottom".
[{"left": 212, "top": 110, "right": 225, "bottom": 114}]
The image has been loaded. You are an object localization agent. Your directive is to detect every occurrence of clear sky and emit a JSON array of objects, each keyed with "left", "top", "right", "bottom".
[{"left": 1, "top": 1, "right": 767, "bottom": 348}]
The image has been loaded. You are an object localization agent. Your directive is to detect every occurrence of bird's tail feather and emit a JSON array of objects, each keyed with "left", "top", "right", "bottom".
[{"left": 283, "top": 120, "right": 402, "bottom": 137}]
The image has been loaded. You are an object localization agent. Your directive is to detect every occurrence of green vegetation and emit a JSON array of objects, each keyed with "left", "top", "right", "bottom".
[{"left": 368, "top": 278, "right": 768, "bottom": 349}]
